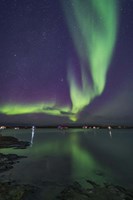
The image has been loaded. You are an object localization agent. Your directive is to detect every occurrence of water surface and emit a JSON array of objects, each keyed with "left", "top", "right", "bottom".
[{"left": 0, "top": 128, "right": 133, "bottom": 198}]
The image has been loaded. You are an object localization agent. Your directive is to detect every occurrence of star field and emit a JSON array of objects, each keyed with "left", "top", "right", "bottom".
[{"left": 0, "top": 0, "right": 133, "bottom": 125}]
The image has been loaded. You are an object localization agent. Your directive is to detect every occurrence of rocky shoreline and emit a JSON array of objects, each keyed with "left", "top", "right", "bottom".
[
  {"left": 0, "top": 134, "right": 30, "bottom": 173},
  {"left": 0, "top": 181, "right": 37, "bottom": 200},
  {"left": 57, "top": 181, "right": 133, "bottom": 200},
  {"left": 0, "top": 135, "right": 30, "bottom": 149},
  {"left": 0, "top": 153, "right": 27, "bottom": 173},
  {"left": 0, "top": 134, "right": 36, "bottom": 200}
]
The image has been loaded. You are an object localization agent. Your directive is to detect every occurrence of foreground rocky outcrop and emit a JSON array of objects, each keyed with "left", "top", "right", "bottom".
[
  {"left": 0, "top": 134, "right": 29, "bottom": 173},
  {"left": 0, "top": 135, "right": 30, "bottom": 149},
  {"left": 0, "top": 181, "right": 37, "bottom": 200},
  {"left": 0, "top": 153, "right": 27, "bottom": 173},
  {"left": 57, "top": 180, "right": 133, "bottom": 200},
  {"left": 0, "top": 134, "right": 38, "bottom": 200}
]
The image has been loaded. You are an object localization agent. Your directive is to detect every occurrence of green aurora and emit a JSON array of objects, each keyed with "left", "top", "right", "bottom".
[
  {"left": 64, "top": 0, "right": 118, "bottom": 120},
  {"left": 0, "top": 0, "right": 118, "bottom": 121}
]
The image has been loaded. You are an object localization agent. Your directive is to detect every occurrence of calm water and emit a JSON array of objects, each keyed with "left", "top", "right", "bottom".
[{"left": 0, "top": 128, "right": 133, "bottom": 198}]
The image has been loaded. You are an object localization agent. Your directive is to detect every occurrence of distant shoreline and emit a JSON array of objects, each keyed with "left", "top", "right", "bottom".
[{"left": 0, "top": 125, "right": 133, "bottom": 130}]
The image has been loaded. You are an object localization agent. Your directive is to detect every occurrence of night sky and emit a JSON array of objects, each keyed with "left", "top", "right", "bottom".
[{"left": 0, "top": 0, "right": 133, "bottom": 126}]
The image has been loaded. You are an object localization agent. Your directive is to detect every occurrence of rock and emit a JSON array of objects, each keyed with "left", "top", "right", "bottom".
[
  {"left": 71, "top": 181, "right": 83, "bottom": 192},
  {"left": 0, "top": 153, "right": 27, "bottom": 173},
  {"left": 57, "top": 181, "right": 133, "bottom": 200},
  {"left": 0, "top": 135, "right": 30, "bottom": 149},
  {"left": 0, "top": 136, "right": 18, "bottom": 142},
  {"left": 0, "top": 181, "right": 37, "bottom": 200},
  {"left": 86, "top": 179, "right": 99, "bottom": 187}
]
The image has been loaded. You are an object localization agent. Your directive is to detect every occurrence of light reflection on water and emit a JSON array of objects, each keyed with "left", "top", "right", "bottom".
[
  {"left": 0, "top": 128, "right": 133, "bottom": 189},
  {"left": 30, "top": 126, "right": 35, "bottom": 147}
]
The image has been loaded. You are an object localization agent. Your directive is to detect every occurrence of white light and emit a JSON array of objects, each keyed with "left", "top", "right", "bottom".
[{"left": 30, "top": 126, "right": 35, "bottom": 147}]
